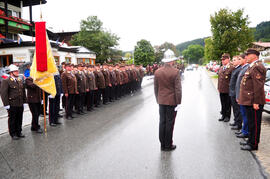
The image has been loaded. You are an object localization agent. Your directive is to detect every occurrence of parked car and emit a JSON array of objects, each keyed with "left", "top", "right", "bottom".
[
  {"left": 264, "top": 67, "right": 270, "bottom": 113},
  {"left": 186, "top": 65, "right": 193, "bottom": 71}
]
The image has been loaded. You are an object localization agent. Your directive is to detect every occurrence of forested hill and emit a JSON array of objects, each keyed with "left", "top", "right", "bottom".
[
  {"left": 176, "top": 21, "right": 270, "bottom": 54},
  {"left": 176, "top": 37, "right": 207, "bottom": 54},
  {"left": 254, "top": 21, "right": 270, "bottom": 42}
]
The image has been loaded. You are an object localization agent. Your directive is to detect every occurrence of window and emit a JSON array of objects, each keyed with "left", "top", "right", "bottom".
[
  {"left": 77, "top": 58, "right": 84, "bottom": 64},
  {"left": 54, "top": 56, "right": 60, "bottom": 66},
  {"left": 77, "top": 58, "right": 90, "bottom": 64},
  {"left": 65, "top": 57, "right": 71, "bottom": 63}
]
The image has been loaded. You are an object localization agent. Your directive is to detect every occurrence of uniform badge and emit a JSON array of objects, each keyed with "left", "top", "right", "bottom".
[
  {"left": 18, "top": 78, "right": 21, "bottom": 81},
  {"left": 256, "top": 73, "right": 261, "bottom": 79},
  {"left": 10, "top": 78, "right": 14, "bottom": 81},
  {"left": 225, "top": 76, "right": 228, "bottom": 79}
]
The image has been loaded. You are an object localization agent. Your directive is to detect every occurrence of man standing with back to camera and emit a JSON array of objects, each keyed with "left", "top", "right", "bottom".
[{"left": 154, "top": 49, "right": 182, "bottom": 151}]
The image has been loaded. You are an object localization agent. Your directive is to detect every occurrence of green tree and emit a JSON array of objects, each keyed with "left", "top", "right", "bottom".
[
  {"left": 210, "top": 8, "right": 254, "bottom": 59},
  {"left": 134, "top": 39, "right": 155, "bottom": 66},
  {"left": 124, "top": 52, "right": 132, "bottom": 60},
  {"left": 71, "top": 16, "right": 120, "bottom": 63},
  {"left": 204, "top": 37, "right": 215, "bottom": 63},
  {"left": 182, "top": 44, "right": 204, "bottom": 64}
]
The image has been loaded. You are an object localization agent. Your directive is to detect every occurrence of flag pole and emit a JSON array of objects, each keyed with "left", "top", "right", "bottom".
[{"left": 43, "top": 91, "right": 47, "bottom": 133}]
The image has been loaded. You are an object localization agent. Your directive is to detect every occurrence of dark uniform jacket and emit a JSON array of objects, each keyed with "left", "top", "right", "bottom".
[
  {"left": 115, "top": 70, "right": 121, "bottom": 85},
  {"left": 25, "top": 77, "right": 42, "bottom": 103},
  {"left": 239, "top": 61, "right": 266, "bottom": 106},
  {"left": 94, "top": 70, "right": 106, "bottom": 89},
  {"left": 54, "top": 75, "right": 63, "bottom": 96},
  {"left": 154, "top": 64, "right": 182, "bottom": 106},
  {"left": 229, "top": 65, "right": 242, "bottom": 97},
  {"left": 235, "top": 64, "right": 249, "bottom": 100},
  {"left": 75, "top": 71, "right": 86, "bottom": 93},
  {"left": 61, "top": 71, "right": 77, "bottom": 94},
  {"left": 139, "top": 68, "right": 144, "bottom": 79},
  {"left": 109, "top": 70, "right": 117, "bottom": 86},
  {"left": 123, "top": 71, "right": 129, "bottom": 84},
  {"left": 102, "top": 70, "right": 111, "bottom": 87},
  {"left": 1, "top": 77, "right": 26, "bottom": 107},
  {"left": 86, "top": 71, "right": 97, "bottom": 91},
  {"left": 218, "top": 63, "right": 234, "bottom": 93}
]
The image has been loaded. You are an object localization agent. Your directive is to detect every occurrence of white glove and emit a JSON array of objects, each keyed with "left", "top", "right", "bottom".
[
  {"left": 48, "top": 95, "right": 54, "bottom": 98},
  {"left": 4, "top": 105, "right": 10, "bottom": 110},
  {"left": 60, "top": 94, "right": 64, "bottom": 97},
  {"left": 23, "top": 103, "right": 28, "bottom": 108},
  {"left": 174, "top": 105, "right": 181, "bottom": 111},
  {"left": 41, "top": 100, "right": 43, "bottom": 104}
]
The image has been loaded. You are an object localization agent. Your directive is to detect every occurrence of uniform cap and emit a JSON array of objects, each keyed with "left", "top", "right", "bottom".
[
  {"left": 162, "top": 49, "right": 177, "bottom": 63},
  {"left": 245, "top": 48, "right": 260, "bottom": 56},
  {"left": 8, "top": 64, "right": 19, "bottom": 73},
  {"left": 221, "top": 53, "right": 230, "bottom": 60}
]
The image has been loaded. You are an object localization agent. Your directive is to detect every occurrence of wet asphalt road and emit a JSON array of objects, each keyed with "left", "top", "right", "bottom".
[{"left": 0, "top": 68, "right": 267, "bottom": 179}]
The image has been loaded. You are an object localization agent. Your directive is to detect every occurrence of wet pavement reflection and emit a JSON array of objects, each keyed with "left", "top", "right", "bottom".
[{"left": 0, "top": 68, "right": 266, "bottom": 178}]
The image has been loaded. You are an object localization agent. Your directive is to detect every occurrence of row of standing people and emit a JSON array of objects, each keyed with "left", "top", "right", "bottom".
[
  {"left": 60, "top": 63, "right": 145, "bottom": 120},
  {"left": 217, "top": 49, "right": 266, "bottom": 151},
  {"left": 0, "top": 63, "right": 144, "bottom": 140}
]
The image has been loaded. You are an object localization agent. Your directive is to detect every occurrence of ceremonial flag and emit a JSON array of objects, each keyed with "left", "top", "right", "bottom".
[{"left": 30, "top": 22, "right": 58, "bottom": 97}]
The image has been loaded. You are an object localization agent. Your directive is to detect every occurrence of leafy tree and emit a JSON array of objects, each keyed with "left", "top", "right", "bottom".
[
  {"left": 210, "top": 8, "right": 254, "bottom": 59},
  {"left": 204, "top": 37, "right": 215, "bottom": 63},
  {"left": 71, "top": 16, "right": 120, "bottom": 63},
  {"left": 182, "top": 44, "right": 204, "bottom": 64},
  {"left": 124, "top": 52, "right": 132, "bottom": 60},
  {"left": 134, "top": 39, "right": 155, "bottom": 66},
  {"left": 154, "top": 42, "right": 179, "bottom": 63}
]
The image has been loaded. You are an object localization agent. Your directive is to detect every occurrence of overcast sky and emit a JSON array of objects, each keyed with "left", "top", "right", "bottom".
[{"left": 23, "top": 0, "right": 270, "bottom": 51}]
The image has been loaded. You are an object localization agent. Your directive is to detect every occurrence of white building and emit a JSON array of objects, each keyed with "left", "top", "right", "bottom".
[{"left": 0, "top": 40, "right": 96, "bottom": 67}]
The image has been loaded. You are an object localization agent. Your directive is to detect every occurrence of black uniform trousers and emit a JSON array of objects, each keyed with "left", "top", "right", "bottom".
[
  {"left": 245, "top": 105, "right": 263, "bottom": 148},
  {"left": 49, "top": 95, "right": 60, "bottom": 124},
  {"left": 28, "top": 103, "right": 41, "bottom": 130},
  {"left": 102, "top": 88, "right": 108, "bottom": 104},
  {"left": 8, "top": 106, "right": 24, "bottom": 137},
  {"left": 86, "top": 91, "right": 94, "bottom": 110},
  {"left": 219, "top": 93, "right": 231, "bottom": 119},
  {"left": 231, "top": 96, "right": 242, "bottom": 127},
  {"left": 109, "top": 86, "right": 115, "bottom": 101},
  {"left": 65, "top": 94, "right": 75, "bottom": 118},
  {"left": 95, "top": 89, "right": 102, "bottom": 106},
  {"left": 76, "top": 93, "right": 85, "bottom": 112},
  {"left": 159, "top": 104, "right": 177, "bottom": 148}
]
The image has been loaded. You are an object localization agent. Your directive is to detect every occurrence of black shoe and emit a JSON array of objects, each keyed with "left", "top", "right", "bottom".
[
  {"left": 231, "top": 126, "right": 241, "bottom": 130},
  {"left": 57, "top": 114, "right": 63, "bottom": 118},
  {"left": 229, "top": 122, "right": 236, "bottom": 126},
  {"left": 235, "top": 131, "right": 242, "bottom": 135},
  {"left": 55, "top": 122, "right": 62, "bottom": 125},
  {"left": 223, "top": 117, "right": 230, "bottom": 122},
  {"left": 12, "top": 136, "right": 20, "bottom": 140},
  {"left": 17, "top": 133, "right": 25, "bottom": 138},
  {"left": 162, "top": 145, "right": 177, "bottom": 151},
  {"left": 50, "top": 123, "right": 57, "bottom": 127},
  {"left": 36, "top": 129, "right": 43, "bottom": 134},
  {"left": 237, "top": 133, "right": 249, "bottom": 138},
  {"left": 240, "top": 141, "right": 248, "bottom": 146},
  {"left": 218, "top": 117, "right": 225, "bottom": 121},
  {"left": 80, "top": 111, "right": 86, "bottom": 114},
  {"left": 71, "top": 115, "right": 76, "bottom": 118},
  {"left": 241, "top": 145, "right": 258, "bottom": 151}
]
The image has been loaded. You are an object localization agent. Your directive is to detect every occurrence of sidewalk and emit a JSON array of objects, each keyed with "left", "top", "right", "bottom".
[{"left": 206, "top": 69, "right": 270, "bottom": 176}]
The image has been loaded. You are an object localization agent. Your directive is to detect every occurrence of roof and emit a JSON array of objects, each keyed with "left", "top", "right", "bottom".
[
  {"left": 0, "top": 0, "right": 47, "bottom": 7},
  {"left": 253, "top": 42, "right": 270, "bottom": 48}
]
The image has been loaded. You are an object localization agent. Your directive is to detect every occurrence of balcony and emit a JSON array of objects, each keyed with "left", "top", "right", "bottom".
[{"left": 0, "top": 10, "right": 32, "bottom": 32}]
